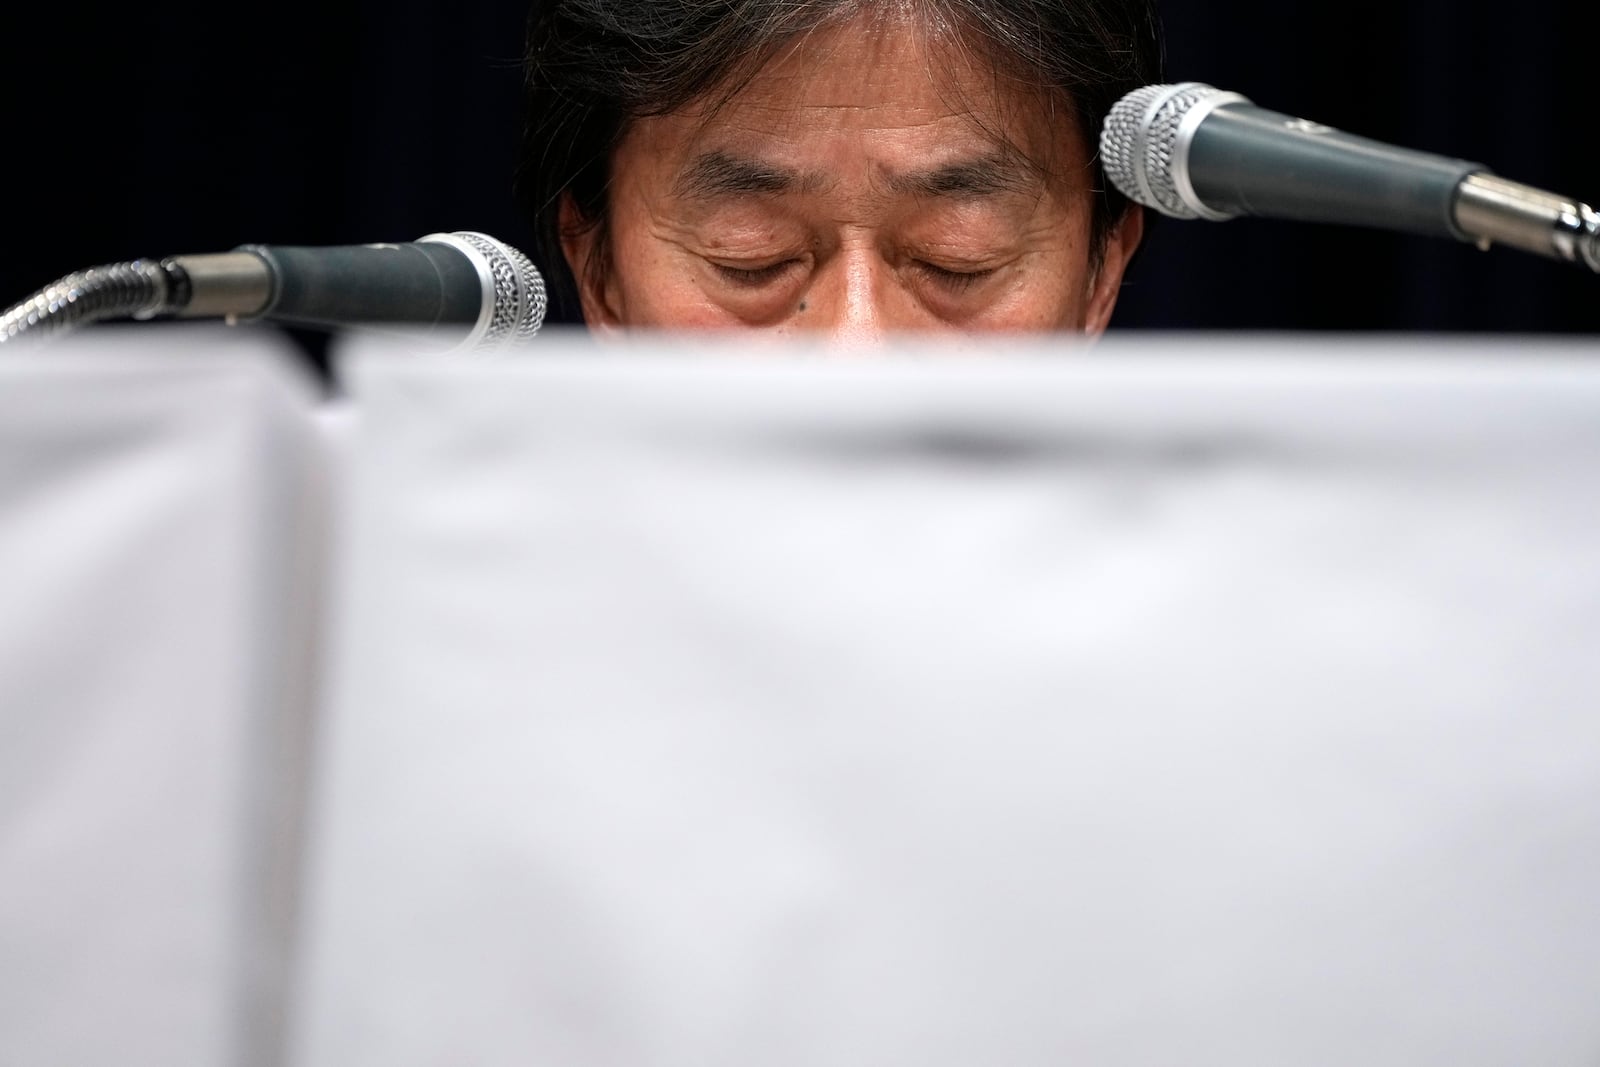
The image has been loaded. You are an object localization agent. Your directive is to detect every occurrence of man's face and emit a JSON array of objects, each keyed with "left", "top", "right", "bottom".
[{"left": 563, "top": 13, "right": 1143, "bottom": 340}]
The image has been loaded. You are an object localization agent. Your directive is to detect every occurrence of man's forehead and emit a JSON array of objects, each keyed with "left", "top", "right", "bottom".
[{"left": 650, "top": 11, "right": 1074, "bottom": 169}]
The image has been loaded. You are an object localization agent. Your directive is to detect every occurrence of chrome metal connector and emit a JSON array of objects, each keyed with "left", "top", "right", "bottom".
[{"left": 1453, "top": 173, "right": 1600, "bottom": 273}]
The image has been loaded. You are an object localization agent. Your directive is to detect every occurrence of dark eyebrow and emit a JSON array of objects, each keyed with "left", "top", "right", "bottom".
[
  {"left": 885, "top": 155, "right": 1034, "bottom": 199},
  {"left": 672, "top": 150, "right": 1035, "bottom": 203},
  {"left": 673, "top": 151, "right": 814, "bottom": 200}
]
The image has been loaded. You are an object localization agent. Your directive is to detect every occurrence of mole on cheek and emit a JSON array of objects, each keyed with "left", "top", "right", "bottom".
[{"left": 798, "top": 300, "right": 808, "bottom": 312}]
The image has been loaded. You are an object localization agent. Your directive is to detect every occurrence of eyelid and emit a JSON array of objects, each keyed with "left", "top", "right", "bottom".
[
  {"left": 914, "top": 259, "right": 999, "bottom": 292},
  {"left": 710, "top": 256, "right": 804, "bottom": 287}
]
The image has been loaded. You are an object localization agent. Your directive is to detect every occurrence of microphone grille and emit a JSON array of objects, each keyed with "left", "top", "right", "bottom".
[
  {"left": 448, "top": 231, "right": 548, "bottom": 348},
  {"left": 1100, "top": 82, "right": 1239, "bottom": 220}
]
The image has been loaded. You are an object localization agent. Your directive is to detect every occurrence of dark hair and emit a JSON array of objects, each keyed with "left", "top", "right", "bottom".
[{"left": 517, "top": 0, "right": 1165, "bottom": 320}]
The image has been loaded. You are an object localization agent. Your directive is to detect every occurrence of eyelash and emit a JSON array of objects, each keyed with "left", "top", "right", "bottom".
[
  {"left": 713, "top": 260, "right": 800, "bottom": 287},
  {"left": 710, "top": 258, "right": 997, "bottom": 293},
  {"left": 916, "top": 262, "right": 996, "bottom": 293}
]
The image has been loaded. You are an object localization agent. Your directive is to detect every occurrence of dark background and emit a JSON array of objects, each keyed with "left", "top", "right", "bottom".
[{"left": 4, "top": 0, "right": 1594, "bottom": 373}]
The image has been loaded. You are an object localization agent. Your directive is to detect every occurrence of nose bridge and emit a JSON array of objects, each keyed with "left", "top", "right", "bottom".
[{"left": 823, "top": 241, "right": 886, "bottom": 346}]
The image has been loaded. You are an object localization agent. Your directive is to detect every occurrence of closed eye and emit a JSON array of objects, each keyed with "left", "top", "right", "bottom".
[
  {"left": 915, "top": 261, "right": 997, "bottom": 293},
  {"left": 712, "top": 259, "right": 802, "bottom": 287}
]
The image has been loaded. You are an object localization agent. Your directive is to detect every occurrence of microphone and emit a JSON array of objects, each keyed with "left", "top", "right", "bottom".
[
  {"left": 1099, "top": 82, "right": 1600, "bottom": 273},
  {"left": 0, "top": 231, "right": 547, "bottom": 350}
]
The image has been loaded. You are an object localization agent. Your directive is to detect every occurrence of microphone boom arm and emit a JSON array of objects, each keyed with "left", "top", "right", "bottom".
[{"left": 0, "top": 258, "right": 177, "bottom": 344}]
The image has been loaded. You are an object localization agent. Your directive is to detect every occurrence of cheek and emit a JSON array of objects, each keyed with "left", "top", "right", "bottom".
[
  {"left": 1010, "top": 217, "right": 1099, "bottom": 329},
  {"left": 973, "top": 251, "right": 1093, "bottom": 331}
]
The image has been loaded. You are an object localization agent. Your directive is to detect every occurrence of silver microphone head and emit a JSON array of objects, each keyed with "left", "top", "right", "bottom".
[
  {"left": 1100, "top": 82, "right": 1251, "bottom": 222},
  {"left": 418, "top": 230, "right": 548, "bottom": 352}
]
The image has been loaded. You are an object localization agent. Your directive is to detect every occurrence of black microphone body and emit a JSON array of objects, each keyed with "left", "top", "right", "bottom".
[
  {"left": 1184, "top": 104, "right": 1479, "bottom": 240},
  {"left": 1101, "top": 82, "right": 1600, "bottom": 273},
  {"left": 173, "top": 241, "right": 486, "bottom": 329}
]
